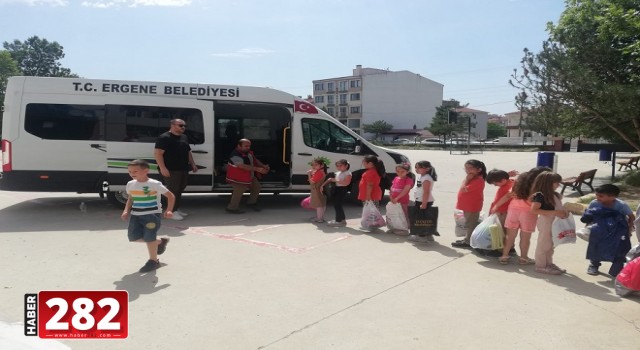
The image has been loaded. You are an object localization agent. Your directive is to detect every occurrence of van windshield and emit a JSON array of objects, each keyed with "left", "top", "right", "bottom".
[{"left": 301, "top": 118, "right": 356, "bottom": 154}]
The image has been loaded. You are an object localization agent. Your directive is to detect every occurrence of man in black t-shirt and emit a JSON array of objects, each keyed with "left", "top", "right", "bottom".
[{"left": 154, "top": 119, "right": 198, "bottom": 220}]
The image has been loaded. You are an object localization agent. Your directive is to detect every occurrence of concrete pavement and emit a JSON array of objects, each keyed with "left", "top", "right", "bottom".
[{"left": 0, "top": 150, "right": 638, "bottom": 350}]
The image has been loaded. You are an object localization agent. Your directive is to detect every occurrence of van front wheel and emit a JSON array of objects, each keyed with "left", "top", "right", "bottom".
[{"left": 107, "top": 190, "right": 128, "bottom": 209}]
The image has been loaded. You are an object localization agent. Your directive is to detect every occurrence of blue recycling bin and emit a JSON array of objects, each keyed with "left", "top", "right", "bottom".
[
  {"left": 536, "top": 152, "right": 555, "bottom": 168},
  {"left": 599, "top": 149, "right": 612, "bottom": 161}
]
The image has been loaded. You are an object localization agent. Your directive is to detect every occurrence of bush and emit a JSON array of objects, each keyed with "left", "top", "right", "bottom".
[{"left": 622, "top": 170, "right": 640, "bottom": 187}]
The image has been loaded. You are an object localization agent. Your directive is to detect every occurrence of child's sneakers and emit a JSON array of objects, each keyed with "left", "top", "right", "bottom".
[
  {"left": 139, "top": 259, "right": 160, "bottom": 273},
  {"left": 408, "top": 235, "right": 430, "bottom": 243},
  {"left": 157, "top": 238, "right": 170, "bottom": 255}
]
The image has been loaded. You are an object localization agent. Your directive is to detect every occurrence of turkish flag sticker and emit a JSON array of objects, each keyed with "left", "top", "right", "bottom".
[{"left": 294, "top": 100, "right": 319, "bottom": 114}]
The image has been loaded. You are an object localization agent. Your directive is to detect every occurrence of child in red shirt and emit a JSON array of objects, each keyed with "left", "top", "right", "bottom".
[
  {"left": 358, "top": 155, "right": 384, "bottom": 203},
  {"left": 486, "top": 169, "right": 515, "bottom": 226},
  {"left": 452, "top": 159, "right": 487, "bottom": 248},
  {"left": 308, "top": 158, "right": 327, "bottom": 223}
]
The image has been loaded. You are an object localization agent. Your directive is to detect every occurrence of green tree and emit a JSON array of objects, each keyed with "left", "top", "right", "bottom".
[
  {"left": 486, "top": 122, "right": 506, "bottom": 139},
  {"left": 3, "top": 36, "right": 78, "bottom": 77},
  {"left": 510, "top": 0, "right": 640, "bottom": 150},
  {"left": 362, "top": 120, "right": 393, "bottom": 140},
  {"left": 0, "top": 50, "right": 21, "bottom": 110},
  {"left": 427, "top": 105, "right": 460, "bottom": 139}
]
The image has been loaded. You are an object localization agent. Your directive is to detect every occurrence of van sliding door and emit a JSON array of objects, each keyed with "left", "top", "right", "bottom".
[
  {"left": 105, "top": 99, "right": 214, "bottom": 191},
  {"left": 213, "top": 102, "right": 291, "bottom": 188}
]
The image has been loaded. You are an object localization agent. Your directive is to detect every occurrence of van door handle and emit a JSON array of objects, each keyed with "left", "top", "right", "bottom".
[
  {"left": 90, "top": 144, "right": 107, "bottom": 152},
  {"left": 192, "top": 150, "right": 208, "bottom": 154},
  {"left": 298, "top": 153, "right": 312, "bottom": 156}
]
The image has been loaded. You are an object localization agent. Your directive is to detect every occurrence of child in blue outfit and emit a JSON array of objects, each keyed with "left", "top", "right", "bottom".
[{"left": 581, "top": 184, "right": 635, "bottom": 277}]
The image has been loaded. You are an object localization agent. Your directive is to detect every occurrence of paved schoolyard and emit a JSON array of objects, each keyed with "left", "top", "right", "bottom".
[{"left": 0, "top": 150, "right": 638, "bottom": 350}]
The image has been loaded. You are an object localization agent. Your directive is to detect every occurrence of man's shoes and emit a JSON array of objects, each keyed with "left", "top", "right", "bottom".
[
  {"left": 225, "top": 208, "right": 245, "bottom": 214},
  {"left": 139, "top": 259, "right": 160, "bottom": 273},
  {"left": 246, "top": 204, "right": 261, "bottom": 212},
  {"left": 175, "top": 210, "right": 189, "bottom": 217},
  {"left": 587, "top": 265, "right": 599, "bottom": 275},
  {"left": 157, "top": 238, "right": 170, "bottom": 255},
  {"left": 169, "top": 212, "right": 184, "bottom": 221}
]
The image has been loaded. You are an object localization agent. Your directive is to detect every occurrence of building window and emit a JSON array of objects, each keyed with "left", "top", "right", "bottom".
[
  {"left": 314, "top": 96, "right": 324, "bottom": 103},
  {"left": 350, "top": 80, "right": 361, "bottom": 88},
  {"left": 339, "top": 94, "right": 347, "bottom": 104},
  {"left": 339, "top": 81, "right": 348, "bottom": 91},
  {"left": 339, "top": 107, "right": 347, "bottom": 117},
  {"left": 327, "top": 82, "right": 334, "bottom": 92},
  {"left": 350, "top": 106, "right": 360, "bottom": 114},
  {"left": 347, "top": 119, "right": 361, "bottom": 128},
  {"left": 314, "top": 83, "right": 324, "bottom": 91},
  {"left": 350, "top": 93, "right": 360, "bottom": 101},
  {"left": 327, "top": 95, "right": 334, "bottom": 104},
  {"left": 327, "top": 107, "right": 334, "bottom": 116}
]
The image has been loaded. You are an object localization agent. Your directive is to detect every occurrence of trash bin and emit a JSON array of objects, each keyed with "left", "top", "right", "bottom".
[
  {"left": 599, "top": 149, "right": 612, "bottom": 161},
  {"left": 536, "top": 152, "right": 555, "bottom": 168}
]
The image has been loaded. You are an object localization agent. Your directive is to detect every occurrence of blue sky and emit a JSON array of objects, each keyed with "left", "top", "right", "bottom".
[{"left": 0, "top": 0, "right": 565, "bottom": 115}]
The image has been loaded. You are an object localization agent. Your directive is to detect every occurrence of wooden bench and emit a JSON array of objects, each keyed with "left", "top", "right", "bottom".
[
  {"left": 560, "top": 169, "right": 597, "bottom": 196},
  {"left": 617, "top": 156, "right": 640, "bottom": 171}
]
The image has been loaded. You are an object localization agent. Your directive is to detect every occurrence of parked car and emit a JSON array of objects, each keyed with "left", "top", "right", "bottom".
[
  {"left": 392, "top": 138, "right": 414, "bottom": 144},
  {"left": 420, "top": 138, "right": 442, "bottom": 144},
  {"left": 483, "top": 139, "right": 500, "bottom": 144},
  {"left": 446, "top": 138, "right": 468, "bottom": 144}
]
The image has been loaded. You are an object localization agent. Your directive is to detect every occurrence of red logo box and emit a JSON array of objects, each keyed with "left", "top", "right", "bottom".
[{"left": 37, "top": 290, "right": 128, "bottom": 339}]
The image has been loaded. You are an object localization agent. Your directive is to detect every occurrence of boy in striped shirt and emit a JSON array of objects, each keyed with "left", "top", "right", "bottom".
[{"left": 121, "top": 159, "right": 175, "bottom": 273}]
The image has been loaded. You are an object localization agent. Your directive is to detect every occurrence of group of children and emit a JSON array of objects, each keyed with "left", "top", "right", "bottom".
[
  {"left": 306, "top": 156, "right": 638, "bottom": 278},
  {"left": 120, "top": 155, "right": 637, "bottom": 278}
]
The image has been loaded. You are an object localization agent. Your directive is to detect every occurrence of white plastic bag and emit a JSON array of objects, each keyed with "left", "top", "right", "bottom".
[
  {"left": 361, "top": 201, "right": 385, "bottom": 230},
  {"left": 386, "top": 202, "right": 408, "bottom": 231},
  {"left": 470, "top": 214, "right": 502, "bottom": 249},
  {"left": 576, "top": 226, "right": 591, "bottom": 242},
  {"left": 552, "top": 214, "right": 576, "bottom": 246},
  {"left": 454, "top": 210, "right": 466, "bottom": 237}
]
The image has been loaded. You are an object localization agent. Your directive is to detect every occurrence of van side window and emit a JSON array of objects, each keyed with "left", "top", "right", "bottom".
[
  {"left": 301, "top": 118, "right": 356, "bottom": 154},
  {"left": 106, "top": 105, "right": 204, "bottom": 144},
  {"left": 25, "top": 104, "right": 105, "bottom": 141}
]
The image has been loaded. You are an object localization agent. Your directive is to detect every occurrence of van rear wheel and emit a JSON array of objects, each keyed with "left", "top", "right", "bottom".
[{"left": 107, "top": 190, "right": 128, "bottom": 209}]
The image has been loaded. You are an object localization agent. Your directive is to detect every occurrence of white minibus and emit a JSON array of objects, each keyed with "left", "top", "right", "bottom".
[{"left": 1, "top": 76, "right": 410, "bottom": 207}]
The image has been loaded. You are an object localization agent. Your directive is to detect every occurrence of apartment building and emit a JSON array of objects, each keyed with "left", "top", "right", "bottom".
[
  {"left": 504, "top": 111, "right": 543, "bottom": 138},
  {"left": 312, "top": 65, "right": 443, "bottom": 135}
]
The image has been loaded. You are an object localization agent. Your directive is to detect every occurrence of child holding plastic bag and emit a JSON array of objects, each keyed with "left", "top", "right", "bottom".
[
  {"left": 387, "top": 163, "right": 414, "bottom": 234},
  {"left": 322, "top": 159, "right": 352, "bottom": 227},
  {"left": 409, "top": 161, "right": 438, "bottom": 242},
  {"left": 451, "top": 160, "right": 486, "bottom": 248},
  {"left": 358, "top": 155, "right": 385, "bottom": 231},
  {"left": 530, "top": 171, "right": 570, "bottom": 275},
  {"left": 581, "top": 184, "right": 635, "bottom": 277},
  {"left": 307, "top": 157, "right": 327, "bottom": 223},
  {"left": 499, "top": 166, "right": 551, "bottom": 265}
]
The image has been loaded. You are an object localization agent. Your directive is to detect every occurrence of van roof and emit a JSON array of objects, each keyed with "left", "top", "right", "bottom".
[{"left": 12, "top": 76, "right": 297, "bottom": 105}]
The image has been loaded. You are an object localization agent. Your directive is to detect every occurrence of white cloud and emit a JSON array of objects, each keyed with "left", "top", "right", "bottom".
[
  {"left": 0, "top": 0, "right": 68, "bottom": 5},
  {"left": 81, "top": 0, "right": 190, "bottom": 8},
  {"left": 211, "top": 48, "right": 275, "bottom": 58}
]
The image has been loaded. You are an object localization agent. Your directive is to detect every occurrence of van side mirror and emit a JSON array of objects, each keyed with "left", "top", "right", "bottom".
[{"left": 353, "top": 145, "right": 361, "bottom": 154}]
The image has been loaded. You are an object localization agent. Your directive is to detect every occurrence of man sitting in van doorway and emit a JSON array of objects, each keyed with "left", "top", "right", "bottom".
[
  {"left": 225, "top": 139, "right": 270, "bottom": 214},
  {"left": 154, "top": 119, "right": 198, "bottom": 220}
]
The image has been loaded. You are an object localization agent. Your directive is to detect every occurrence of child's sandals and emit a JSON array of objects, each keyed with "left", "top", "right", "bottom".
[
  {"left": 498, "top": 256, "right": 510, "bottom": 265},
  {"left": 518, "top": 257, "right": 535, "bottom": 265}
]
